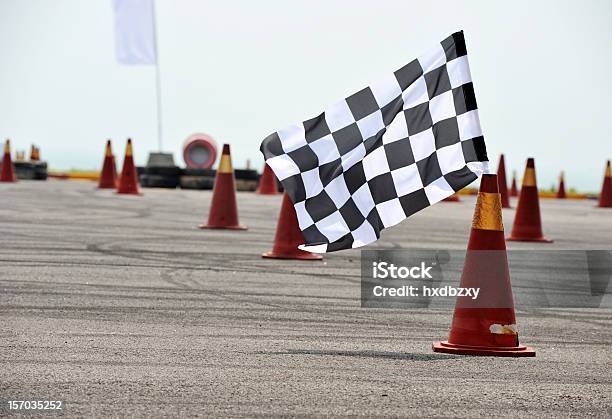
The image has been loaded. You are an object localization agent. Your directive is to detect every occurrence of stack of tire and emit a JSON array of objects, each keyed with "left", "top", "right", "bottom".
[
  {"left": 139, "top": 152, "right": 181, "bottom": 188},
  {"left": 14, "top": 161, "right": 48, "bottom": 180},
  {"left": 234, "top": 168, "right": 259, "bottom": 191},
  {"left": 180, "top": 168, "right": 215, "bottom": 190}
]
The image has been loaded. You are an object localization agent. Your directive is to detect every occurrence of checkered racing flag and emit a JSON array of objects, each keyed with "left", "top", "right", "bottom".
[{"left": 260, "top": 31, "right": 489, "bottom": 253}]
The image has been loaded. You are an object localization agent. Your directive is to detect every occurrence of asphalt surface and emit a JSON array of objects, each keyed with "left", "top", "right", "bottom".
[{"left": 1, "top": 180, "right": 611, "bottom": 417}]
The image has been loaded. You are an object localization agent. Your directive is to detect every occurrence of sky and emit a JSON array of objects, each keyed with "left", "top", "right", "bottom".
[{"left": 0, "top": 0, "right": 611, "bottom": 191}]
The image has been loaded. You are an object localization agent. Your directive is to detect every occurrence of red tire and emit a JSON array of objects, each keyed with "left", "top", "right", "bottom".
[{"left": 183, "top": 133, "right": 218, "bottom": 169}]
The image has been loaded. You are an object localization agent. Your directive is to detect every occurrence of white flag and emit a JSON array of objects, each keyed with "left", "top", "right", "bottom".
[{"left": 113, "top": 0, "right": 157, "bottom": 65}]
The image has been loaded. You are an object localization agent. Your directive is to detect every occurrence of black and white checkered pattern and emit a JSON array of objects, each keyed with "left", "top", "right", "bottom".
[{"left": 260, "top": 31, "right": 489, "bottom": 253}]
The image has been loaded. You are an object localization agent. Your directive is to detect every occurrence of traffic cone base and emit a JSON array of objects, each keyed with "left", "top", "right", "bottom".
[
  {"left": 507, "top": 236, "right": 552, "bottom": 243},
  {"left": 432, "top": 341, "right": 535, "bottom": 357},
  {"left": 199, "top": 224, "right": 247, "bottom": 230},
  {"left": 262, "top": 250, "right": 322, "bottom": 260},
  {"left": 262, "top": 193, "right": 322, "bottom": 261},
  {"left": 115, "top": 190, "right": 143, "bottom": 196},
  {"left": 200, "top": 144, "right": 247, "bottom": 230}
]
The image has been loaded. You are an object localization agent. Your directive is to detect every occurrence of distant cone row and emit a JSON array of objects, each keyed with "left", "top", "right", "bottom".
[{"left": 91, "top": 142, "right": 611, "bottom": 267}]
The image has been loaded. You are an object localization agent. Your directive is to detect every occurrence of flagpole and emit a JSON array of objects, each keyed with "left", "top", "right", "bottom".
[{"left": 152, "top": 0, "right": 163, "bottom": 152}]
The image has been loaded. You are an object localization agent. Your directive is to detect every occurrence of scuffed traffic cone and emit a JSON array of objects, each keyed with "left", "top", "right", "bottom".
[
  {"left": 199, "top": 144, "right": 247, "bottom": 230},
  {"left": 598, "top": 160, "right": 611, "bottom": 208},
  {"left": 0, "top": 139, "right": 17, "bottom": 182},
  {"left": 262, "top": 193, "right": 322, "bottom": 260},
  {"left": 442, "top": 194, "right": 460, "bottom": 202},
  {"left": 116, "top": 139, "right": 140, "bottom": 195},
  {"left": 507, "top": 158, "right": 552, "bottom": 242},
  {"left": 257, "top": 163, "right": 280, "bottom": 195},
  {"left": 433, "top": 174, "right": 535, "bottom": 357},
  {"left": 98, "top": 140, "right": 117, "bottom": 189},
  {"left": 556, "top": 172, "right": 566, "bottom": 199},
  {"left": 510, "top": 171, "right": 518, "bottom": 197},
  {"left": 496, "top": 154, "right": 511, "bottom": 208}
]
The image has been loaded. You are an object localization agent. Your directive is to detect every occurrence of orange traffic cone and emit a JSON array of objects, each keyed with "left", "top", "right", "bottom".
[
  {"left": 199, "top": 144, "right": 247, "bottom": 230},
  {"left": 496, "top": 154, "right": 511, "bottom": 208},
  {"left": 433, "top": 174, "right": 535, "bottom": 357},
  {"left": 442, "top": 194, "right": 460, "bottom": 202},
  {"left": 116, "top": 138, "right": 140, "bottom": 195},
  {"left": 556, "top": 171, "right": 566, "bottom": 199},
  {"left": 262, "top": 193, "right": 322, "bottom": 260},
  {"left": 98, "top": 140, "right": 117, "bottom": 189},
  {"left": 510, "top": 170, "right": 518, "bottom": 197},
  {"left": 507, "top": 158, "right": 552, "bottom": 243},
  {"left": 30, "top": 145, "right": 40, "bottom": 161},
  {"left": 598, "top": 160, "right": 611, "bottom": 208},
  {"left": 256, "top": 163, "right": 280, "bottom": 195},
  {"left": 0, "top": 139, "right": 16, "bottom": 182}
]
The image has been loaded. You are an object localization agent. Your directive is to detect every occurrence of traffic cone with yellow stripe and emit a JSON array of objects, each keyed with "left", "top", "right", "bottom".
[
  {"left": 116, "top": 138, "right": 140, "bottom": 195},
  {"left": 199, "top": 144, "right": 247, "bottom": 230},
  {"left": 598, "top": 160, "right": 611, "bottom": 208},
  {"left": 0, "top": 139, "right": 16, "bottom": 182},
  {"left": 256, "top": 163, "right": 280, "bottom": 195},
  {"left": 98, "top": 140, "right": 117, "bottom": 189},
  {"left": 510, "top": 170, "right": 518, "bottom": 197},
  {"left": 433, "top": 174, "right": 535, "bottom": 357},
  {"left": 262, "top": 193, "right": 322, "bottom": 260},
  {"left": 556, "top": 171, "right": 566, "bottom": 199},
  {"left": 507, "top": 158, "right": 552, "bottom": 242},
  {"left": 496, "top": 154, "right": 511, "bottom": 208}
]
